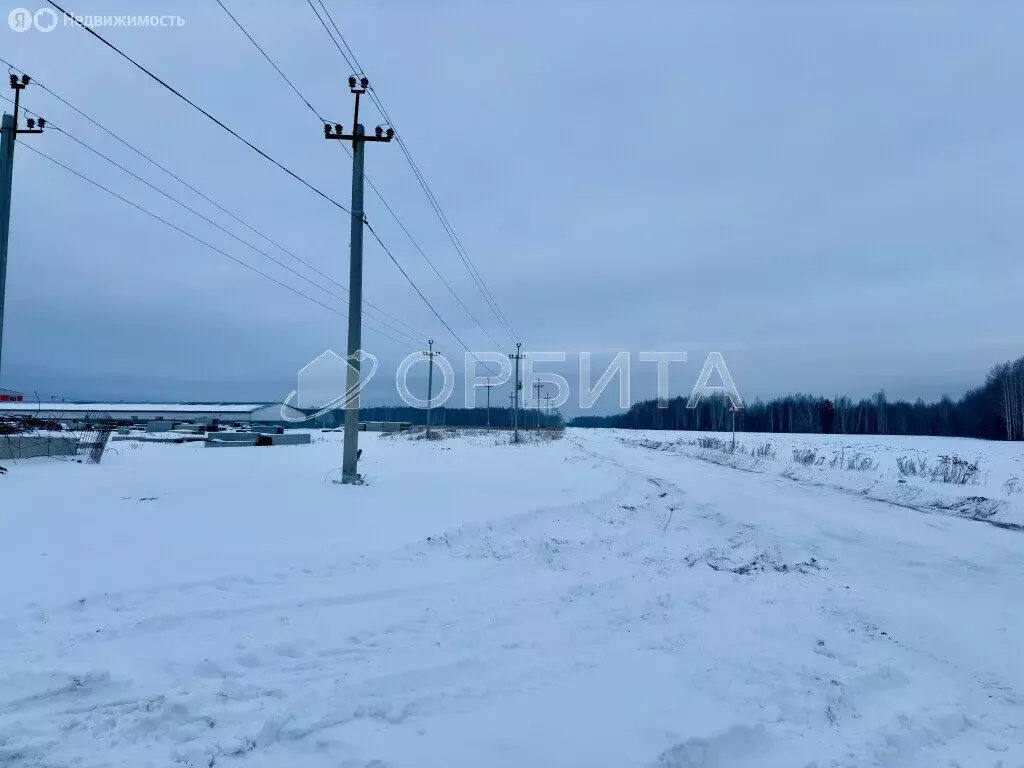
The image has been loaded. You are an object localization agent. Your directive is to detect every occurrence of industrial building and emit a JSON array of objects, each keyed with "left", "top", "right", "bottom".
[
  {"left": 0, "top": 388, "right": 23, "bottom": 402},
  {"left": 0, "top": 402, "right": 306, "bottom": 424}
]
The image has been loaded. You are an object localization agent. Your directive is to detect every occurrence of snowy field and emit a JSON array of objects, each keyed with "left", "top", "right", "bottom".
[
  {"left": 616, "top": 429, "right": 1024, "bottom": 530},
  {"left": 0, "top": 428, "right": 1022, "bottom": 767}
]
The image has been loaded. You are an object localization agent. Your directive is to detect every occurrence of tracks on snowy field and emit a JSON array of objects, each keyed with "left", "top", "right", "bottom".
[
  {"left": 1, "top": 432, "right": 1021, "bottom": 767},
  {"left": 620, "top": 434, "right": 1024, "bottom": 532},
  {"left": 0, "top": 439, "right": 830, "bottom": 768},
  {"left": 575, "top": 431, "right": 1024, "bottom": 767}
]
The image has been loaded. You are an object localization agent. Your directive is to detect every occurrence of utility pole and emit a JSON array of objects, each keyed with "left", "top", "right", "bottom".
[
  {"left": 423, "top": 338, "right": 436, "bottom": 438},
  {"left": 0, "top": 74, "right": 45, "bottom": 387},
  {"left": 323, "top": 76, "right": 393, "bottom": 484},
  {"left": 730, "top": 402, "right": 737, "bottom": 452},
  {"left": 508, "top": 391, "right": 516, "bottom": 434},
  {"left": 532, "top": 381, "right": 544, "bottom": 428},
  {"left": 509, "top": 343, "right": 524, "bottom": 443},
  {"left": 544, "top": 391, "right": 552, "bottom": 427},
  {"left": 484, "top": 377, "right": 494, "bottom": 429}
]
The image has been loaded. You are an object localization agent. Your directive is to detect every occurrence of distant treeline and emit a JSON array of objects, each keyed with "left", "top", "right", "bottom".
[
  {"left": 309, "top": 405, "right": 564, "bottom": 430},
  {"left": 569, "top": 354, "right": 1024, "bottom": 441}
]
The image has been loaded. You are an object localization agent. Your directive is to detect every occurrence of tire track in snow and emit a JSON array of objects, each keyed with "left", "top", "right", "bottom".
[
  {"left": 10, "top": 433, "right": 1012, "bottom": 768},
  {"left": 0, "top": 456, "right": 705, "bottom": 766}
]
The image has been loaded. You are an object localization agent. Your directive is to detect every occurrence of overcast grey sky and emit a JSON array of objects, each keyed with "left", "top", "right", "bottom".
[{"left": 1, "top": 1, "right": 1021, "bottom": 413}]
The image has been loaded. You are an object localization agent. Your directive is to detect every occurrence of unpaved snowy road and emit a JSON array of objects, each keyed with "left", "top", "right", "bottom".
[{"left": 0, "top": 430, "right": 1021, "bottom": 767}]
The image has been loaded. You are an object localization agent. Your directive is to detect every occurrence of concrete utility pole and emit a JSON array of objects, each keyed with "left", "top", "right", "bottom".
[
  {"left": 0, "top": 74, "right": 45, "bottom": 387},
  {"left": 423, "top": 338, "right": 437, "bottom": 438},
  {"left": 532, "top": 381, "right": 544, "bottom": 428},
  {"left": 544, "top": 391, "right": 552, "bottom": 427},
  {"left": 508, "top": 343, "right": 524, "bottom": 443},
  {"left": 730, "top": 402, "right": 737, "bottom": 453},
  {"left": 484, "top": 377, "right": 494, "bottom": 429},
  {"left": 323, "top": 76, "right": 393, "bottom": 484}
]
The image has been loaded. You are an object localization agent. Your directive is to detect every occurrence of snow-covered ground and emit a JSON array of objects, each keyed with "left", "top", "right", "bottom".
[
  {"left": 1, "top": 428, "right": 1021, "bottom": 767},
  {"left": 617, "top": 429, "right": 1024, "bottom": 530}
]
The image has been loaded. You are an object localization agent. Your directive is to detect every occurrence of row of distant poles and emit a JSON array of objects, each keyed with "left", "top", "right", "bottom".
[
  {"left": 0, "top": 75, "right": 46, "bottom": 389},
  {"left": 420, "top": 339, "right": 550, "bottom": 443}
]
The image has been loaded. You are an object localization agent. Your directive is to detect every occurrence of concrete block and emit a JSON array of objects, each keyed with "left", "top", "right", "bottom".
[
  {"left": 112, "top": 434, "right": 204, "bottom": 444},
  {"left": 173, "top": 424, "right": 206, "bottom": 434},
  {"left": 262, "top": 432, "right": 312, "bottom": 446},
  {"left": 205, "top": 438, "right": 258, "bottom": 447},
  {"left": 209, "top": 432, "right": 259, "bottom": 442},
  {"left": 0, "top": 435, "right": 80, "bottom": 460},
  {"left": 359, "top": 421, "right": 410, "bottom": 433},
  {"left": 146, "top": 420, "right": 175, "bottom": 433}
]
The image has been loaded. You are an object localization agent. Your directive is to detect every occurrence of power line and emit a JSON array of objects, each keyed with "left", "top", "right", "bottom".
[
  {"left": 305, "top": 0, "right": 358, "bottom": 73},
  {"left": 50, "top": 122, "right": 423, "bottom": 345},
  {"left": 203, "top": 2, "right": 505, "bottom": 371},
  {"left": 20, "top": 143, "right": 416, "bottom": 348},
  {"left": 309, "top": 0, "right": 519, "bottom": 342},
  {"left": 364, "top": 220, "right": 499, "bottom": 376},
  {"left": 362, "top": 176, "right": 503, "bottom": 348},
  {"left": 214, "top": 0, "right": 328, "bottom": 121},
  {"left": 212, "top": 3, "right": 504, "bottom": 349},
  {"left": 0, "top": 101, "right": 423, "bottom": 348},
  {"left": 320, "top": 1, "right": 364, "bottom": 75},
  {"left": 308, "top": 1, "right": 367, "bottom": 99},
  {"left": 377, "top": 105, "right": 517, "bottom": 341},
  {"left": 23, "top": 6, "right": 520, "bottom": 353},
  {"left": 315, "top": 0, "right": 362, "bottom": 67},
  {"left": 388, "top": 130, "right": 518, "bottom": 341},
  {"left": 43, "top": 0, "right": 353, "bottom": 217},
  {"left": 0, "top": 64, "right": 424, "bottom": 341}
]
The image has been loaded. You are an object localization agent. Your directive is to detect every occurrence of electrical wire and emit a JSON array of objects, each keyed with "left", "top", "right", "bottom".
[
  {"left": 310, "top": 0, "right": 520, "bottom": 342},
  {"left": 20, "top": 142, "right": 416, "bottom": 348},
  {"left": 43, "top": 0, "right": 353, "bottom": 218},
  {"left": 0, "top": 66, "right": 424, "bottom": 340},
  {"left": 314, "top": 0, "right": 364, "bottom": 74},
  {"left": 305, "top": 0, "right": 357, "bottom": 73},
  {"left": 214, "top": 0, "right": 329, "bottom": 121},
  {"left": 35, "top": 3, "right": 510, "bottom": 363},
  {"left": 1, "top": 92, "right": 422, "bottom": 344},
  {"left": 211, "top": 2, "right": 505, "bottom": 349},
  {"left": 51, "top": 123, "right": 423, "bottom": 345},
  {"left": 364, "top": 220, "right": 499, "bottom": 375}
]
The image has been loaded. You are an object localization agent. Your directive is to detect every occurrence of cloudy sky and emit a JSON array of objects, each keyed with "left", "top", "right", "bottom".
[{"left": 1, "top": 0, "right": 1021, "bottom": 414}]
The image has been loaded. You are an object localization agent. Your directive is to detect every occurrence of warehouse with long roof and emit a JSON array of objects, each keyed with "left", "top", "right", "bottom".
[{"left": 0, "top": 401, "right": 306, "bottom": 423}]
